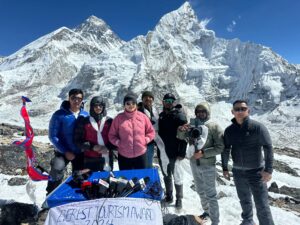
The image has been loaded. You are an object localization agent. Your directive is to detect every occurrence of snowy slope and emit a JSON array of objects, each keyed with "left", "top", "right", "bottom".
[{"left": 0, "top": 155, "right": 299, "bottom": 225}]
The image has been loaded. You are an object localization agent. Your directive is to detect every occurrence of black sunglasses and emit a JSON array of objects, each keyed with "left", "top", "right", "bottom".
[
  {"left": 70, "top": 96, "right": 83, "bottom": 102},
  {"left": 233, "top": 107, "right": 248, "bottom": 112},
  {"left": 196, "top": 109, "right": 207, "bottom": 114}
]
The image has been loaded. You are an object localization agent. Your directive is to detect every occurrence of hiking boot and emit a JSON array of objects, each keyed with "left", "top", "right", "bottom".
[
  {"left": 199, "top": 212, "right": 209, "bottom": 220},
  {"left": 175, "top": 199, "right": 182, "bottom": 209},
  {"left": 163, "top": 195, "right": 173, "bottom": 204},
  {"left": 240, "top": 220, "right": 256, "bottom": 225}
]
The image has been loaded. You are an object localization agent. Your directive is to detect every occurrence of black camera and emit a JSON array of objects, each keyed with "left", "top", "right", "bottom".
[
  {"left": 187, "top": 126, "right": 202, "bottom": 140},
  {"left": 187, "top": 118, "right": 202, "bottom": 140}
]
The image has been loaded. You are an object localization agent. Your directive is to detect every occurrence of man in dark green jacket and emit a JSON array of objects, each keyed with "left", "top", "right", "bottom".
[
  {"left": 178, "top": 102, "right": 224, "bottom": 225},
  {"left": 222, "top": 100, "right": 274, "bottom": 225}
]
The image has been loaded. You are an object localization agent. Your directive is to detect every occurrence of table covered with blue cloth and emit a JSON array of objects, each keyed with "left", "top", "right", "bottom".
[{"left": 44, "top": 168, "right": 163, "bottom": 208}]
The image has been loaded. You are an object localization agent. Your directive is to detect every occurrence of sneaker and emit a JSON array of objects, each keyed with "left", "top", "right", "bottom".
[
  {"left": 199, "top": 212, "right": 209, "bottom": 220},
  {"left": 175, "top": 199, "right": 182, "bottom": 209},
  {"left": 163, "top": 195, "right": 173, "bottom": 204}
]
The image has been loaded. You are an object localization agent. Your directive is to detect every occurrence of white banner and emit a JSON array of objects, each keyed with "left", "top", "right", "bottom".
[{"left": 45, "top": 197, "right": 163, "bottom": 225}]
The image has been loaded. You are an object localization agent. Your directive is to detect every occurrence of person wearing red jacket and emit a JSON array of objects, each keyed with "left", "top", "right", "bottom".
[
  {"left": 108, "top": 93, "right": 155, "bottom": 170},
  {"left": 74, "top": 96, "right": 114, "bottom": 172}
]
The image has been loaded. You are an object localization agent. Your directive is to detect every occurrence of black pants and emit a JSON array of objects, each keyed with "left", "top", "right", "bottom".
[
  {"left": 46, "top": 152, "right": 84, "bottom": 195},
  {"left": 118, "top": 153, "right": 147, "bottom": 170},
  {"left": 84, "top": 157, "right": 105, "bottom": 172}
]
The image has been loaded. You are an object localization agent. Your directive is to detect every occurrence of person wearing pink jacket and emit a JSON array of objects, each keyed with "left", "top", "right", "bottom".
[{"left": 108, "top": 93, "right": 155, "bottom": 170}]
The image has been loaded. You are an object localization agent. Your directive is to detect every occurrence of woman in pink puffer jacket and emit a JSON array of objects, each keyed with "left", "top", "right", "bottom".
[{"left": 108, "top": 93, "right": 155, "bottom": 170}]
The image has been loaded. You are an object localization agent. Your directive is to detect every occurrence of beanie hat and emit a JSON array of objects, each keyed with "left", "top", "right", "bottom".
[
  {"left": 142, "top": 91, "right": 154, "bottom": 100},
  {"left": 163, "top": 93, "right": 176, "bottom": 100},
  {"left": 90, "top": 96, "right": 106, "bottom": 122},
  {"left": 123, "top": 93, "right": 137, "bottom": 105}
]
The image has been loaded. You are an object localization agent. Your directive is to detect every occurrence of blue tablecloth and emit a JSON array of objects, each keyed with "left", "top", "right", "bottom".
[{"left": 45, "top": 168, "right": 163, "bottom": 208}]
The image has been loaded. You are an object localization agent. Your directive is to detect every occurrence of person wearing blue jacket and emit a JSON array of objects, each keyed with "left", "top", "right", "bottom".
[{"left": 46, "top": 88, "right": 89, "bottom": 195}]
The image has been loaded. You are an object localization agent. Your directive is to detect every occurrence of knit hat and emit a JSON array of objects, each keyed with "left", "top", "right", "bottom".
[
  {"left": 123, "top": 93, "right": 137, "bottom": 105},
  {"left": 142, "top": 91, "right": 154, "bottom": 100},
  {"left": 163, "top": 93, "right": 176, "bottom": 100}
]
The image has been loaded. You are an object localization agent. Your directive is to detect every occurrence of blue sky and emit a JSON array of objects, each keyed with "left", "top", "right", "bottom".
[{"left": 0, "top": 0, "right": 299, "bottom": 64}]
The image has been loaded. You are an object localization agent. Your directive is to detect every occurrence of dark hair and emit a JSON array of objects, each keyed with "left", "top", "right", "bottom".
[
  {"left": 233, "top": 99, "right": 248, "bottom": 107},
  {"left": 68, "top": 88, "right": 84, "bottom": 97}
]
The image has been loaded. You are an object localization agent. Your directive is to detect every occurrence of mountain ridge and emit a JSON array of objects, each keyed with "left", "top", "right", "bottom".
[{"left": 0, "top": 2, "right": 299, "bottom": 149}]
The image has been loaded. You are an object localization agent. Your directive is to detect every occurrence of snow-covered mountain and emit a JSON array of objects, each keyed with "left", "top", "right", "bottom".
[{"left": 0, "top": 2, "right": 299, "bottom": 149}]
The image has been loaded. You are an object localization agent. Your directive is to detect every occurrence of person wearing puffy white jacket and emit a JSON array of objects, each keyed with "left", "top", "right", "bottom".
[{"left": 108, "top": 93, "right": 155, "bottom": 170}]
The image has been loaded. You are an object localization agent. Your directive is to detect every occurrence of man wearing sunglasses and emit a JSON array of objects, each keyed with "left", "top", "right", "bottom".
[
  {"left": 158, "top": 93, "right": 187, "bottom": 209},
  {"left": 177, "top": 102, "right": 224, "bottom": 225},
  {"left": 46, "top": 88, "right": 88, "bottom": 195},
  {"left": 222, "top": 100, "right": 274, "bottom": 225}
]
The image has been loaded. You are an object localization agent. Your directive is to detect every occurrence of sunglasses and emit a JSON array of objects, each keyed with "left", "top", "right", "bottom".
[
  {"left": 125, "top": 101, "right": 136, "bottom": 106},
  {"left": 196, "top": 110, "right": 207, "bottom": 114},
  {"left": 70, "top": 96, "right": 83, "bottom": 102},
  {"left": 163, "top": 99, "right": 175, "bottom": 104},
  {"left": 233, "top": 107, "right": 248, "bottom": 112}
]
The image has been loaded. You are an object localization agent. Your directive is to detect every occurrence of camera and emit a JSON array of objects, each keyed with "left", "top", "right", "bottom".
[{"left": 187, "top": 118, "right": 203, "bottom": 140}]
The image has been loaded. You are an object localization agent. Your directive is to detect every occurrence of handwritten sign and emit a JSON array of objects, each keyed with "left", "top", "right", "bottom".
[{"left": 45, "top": 197, "right": 163, "bottom": 225}]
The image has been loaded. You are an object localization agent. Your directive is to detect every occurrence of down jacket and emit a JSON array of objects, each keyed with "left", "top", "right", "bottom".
[
  {"left": 108, "top": 110, "right": 155, "bottom": 158},
  {"left": 48, "top": 101, "right": 89, "bottom": 154}
]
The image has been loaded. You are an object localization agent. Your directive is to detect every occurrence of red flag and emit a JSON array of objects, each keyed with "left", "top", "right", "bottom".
[{"left": 13, "top": 96, "right": 51, "bottom": 181}]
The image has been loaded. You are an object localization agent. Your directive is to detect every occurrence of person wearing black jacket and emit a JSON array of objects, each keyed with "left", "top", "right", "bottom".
[
  {"left": 158, "top": 93, "right": 187, "bottom": 209},
  {"left": 222, "top": 100, "right": 274, "bottom": 225},
  {"left": 137, "top": 91, "right": 159, "bottom": 168}
]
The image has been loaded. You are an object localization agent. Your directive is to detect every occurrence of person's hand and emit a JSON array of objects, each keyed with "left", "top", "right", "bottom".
[
  {"left": 93, "top": 145, "right": 102, "bottom": 153},
  {"left": 223, "top": 170, "right": 230, "bottom": 181},
  {"left": 100, "top": 146, "right": 109, "bottom": 155},
  {"left": 194, "top": 150, "right": 204, "bottom": 159},
  {"left": 178, "top": 124, "right": 189, "bottom": 131},
  {"left": 65, "top": 151, "right": 75, "bottom": 161},
  {"left": 261, "top": 171, "right": 272, "bottom": 183},
  {"left": 177, "top": 156, "right": 184, "bottom": 160}
]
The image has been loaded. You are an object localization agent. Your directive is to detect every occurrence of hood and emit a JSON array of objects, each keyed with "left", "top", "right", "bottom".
[{"left": 195, "top": 102, "right": 211, "bottom": 120}]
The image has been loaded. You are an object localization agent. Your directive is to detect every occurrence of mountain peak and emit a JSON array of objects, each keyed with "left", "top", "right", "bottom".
[
  {"left": 154, "top": 2, "right": 202, "bottom": 33},
  {"left": 177, "top": 1, "right": 195, "bottom": 15},
  {"left": 74, "top": 15, "right": 124, "bottom": 51},
  {"left": 85, "top": 15, "right": 107, "bottom": 27}
]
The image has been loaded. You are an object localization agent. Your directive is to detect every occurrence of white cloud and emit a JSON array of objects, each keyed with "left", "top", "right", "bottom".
[
  {"left": 200, "top": 18, "right": 211, "bottom": 29},
  {"left": 227, "top": 20, "right": 237, "bottom": 32}
]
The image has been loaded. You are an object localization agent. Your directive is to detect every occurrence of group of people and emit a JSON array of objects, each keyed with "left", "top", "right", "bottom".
[{"left": 46, "top": 88, "right": 275, "bottom": 225}]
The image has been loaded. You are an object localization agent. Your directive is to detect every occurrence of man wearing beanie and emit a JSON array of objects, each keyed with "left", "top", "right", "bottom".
[
  {"left": 137, "top": 91, "right": 159, "bottom": 168},
  {"left": 158, "top": 93, "right": 187, "bottom": 209},
  {"left": 109, "top": 93, "right": 155, "bottom": 170},
  {"left": 178, "top": 102, "right": 224, "bottom": 225},
  {"left": 74, "top": 96, "right": 114, "bottom": 171}
]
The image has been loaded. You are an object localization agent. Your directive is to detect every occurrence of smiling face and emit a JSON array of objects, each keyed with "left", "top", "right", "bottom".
[
  {"left": 69, "top": 93, "right": 83, "bottom": 112},
  {"left": 124, "top": 101, "right": 137, "bottom": 112},
  {"left": 195, "top": 108, "right": 208, "bottom": 120},
  {"left": 162, "top": 99, "right": 175, "bottom": 110},
  {"left": 142, "top": 95, "right": 154, "bottom": 108},
  {"left": 93, "top": 103, "right": 104, "bottom": 115}
]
